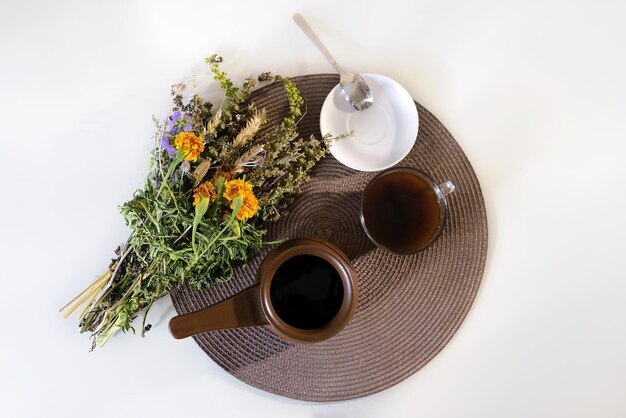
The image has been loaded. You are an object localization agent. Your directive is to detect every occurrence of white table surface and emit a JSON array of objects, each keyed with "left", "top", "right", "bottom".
[{"left": 2, "top": 0, "right": 625, "bottom": 417}]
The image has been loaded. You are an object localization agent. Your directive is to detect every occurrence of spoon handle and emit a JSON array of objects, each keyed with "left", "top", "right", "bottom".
[{"left": 292, "top": 13, "right": 346, "bottom": 75}]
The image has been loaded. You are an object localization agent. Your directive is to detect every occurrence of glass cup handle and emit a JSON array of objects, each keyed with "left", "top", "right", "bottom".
[{"left": 438, "top": 181, "right": 456, "bottom": 196}]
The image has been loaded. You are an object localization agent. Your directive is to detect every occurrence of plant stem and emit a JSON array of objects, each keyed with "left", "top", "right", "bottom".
[
  {"left": 195, "top": 221, "right": 233, "bottom": 262},
  {"left": 263, "top": 237, "right": 289, "bottom": 245},
  {"left": 59, "top": 271, "right": 110, "bottom": 313},
  {"left": 157, "top": 156, "right": 183, "bottom": 198},
  {"left": 62, "top": 271, "right": 111, "bottom": 319},
  {"left": 139, "top": 201, "right": 161, "bottom": 234},
  {"left": 173, "top": 225, "right": 192, "bottom": 245},
  {"left": 141, "top": 299, "right": 154, "bottom": 337},
  {"left": 78, "top": 274, "right": 110, "bottom": 320},
  {"left": 162, "top": 180, "right": 184, "bottom": 219}
]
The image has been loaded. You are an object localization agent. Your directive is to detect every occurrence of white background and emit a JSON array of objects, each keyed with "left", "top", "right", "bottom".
[{"left": 1, "top": 0, "right": 625, "bottom": 417}]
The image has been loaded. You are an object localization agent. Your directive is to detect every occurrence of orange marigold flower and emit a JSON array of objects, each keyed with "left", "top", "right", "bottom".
[
  {"left": 174, "top": 132, "right": 204, "bottom": 162},
  {"left": 233, "top": 189, "right": 259, "bottom": 220},
  {"left": 223, "top": 179, "right": 253, "bottom": 201},
  {"left": 223, "top": 179, "right": 259, "bottom": 220},
  {"left": 192, "top": 181, "right": 217, "bottom": 206}
]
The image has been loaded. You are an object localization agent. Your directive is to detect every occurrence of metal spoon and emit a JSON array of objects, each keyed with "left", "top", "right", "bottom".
[{"left": 293, "top": 13, "right": 373, "bottom": 111}]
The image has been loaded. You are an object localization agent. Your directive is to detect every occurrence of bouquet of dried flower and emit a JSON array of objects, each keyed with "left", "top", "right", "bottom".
[{"left": 60, "top": 55, "right": 342, "bottom": 349}]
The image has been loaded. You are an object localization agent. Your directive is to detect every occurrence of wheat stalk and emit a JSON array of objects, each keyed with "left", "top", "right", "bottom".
[
  {"left": 234, "top": 145, "right": 265, "bottom": 173},
  {"left": 232, "top": 110, "right": 266, "bottom": 149},
  {"left": 205, "top": 108, "right": 222, "bottom": 136}
]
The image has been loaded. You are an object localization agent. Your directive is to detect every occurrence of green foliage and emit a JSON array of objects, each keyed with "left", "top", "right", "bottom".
[{"left": 76, "top": 56, "right": 334, "bottom": 349}]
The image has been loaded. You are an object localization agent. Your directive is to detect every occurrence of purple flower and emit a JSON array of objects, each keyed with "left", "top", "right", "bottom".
[{"left": 161, "top": 111, "right": 192, "bottom": 158}]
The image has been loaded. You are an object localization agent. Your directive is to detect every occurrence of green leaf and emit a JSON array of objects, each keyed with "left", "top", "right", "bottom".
[{"left": 229, "top": 195, "right": 243, "bottom": 222}]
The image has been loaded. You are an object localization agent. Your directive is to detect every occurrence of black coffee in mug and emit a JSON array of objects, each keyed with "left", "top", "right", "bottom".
[
  {"left": 361, "top": 169, "right": 450, "bottom": 254},
  {"left": 269, "top": 255, "right": 344, "bottom": 330}
]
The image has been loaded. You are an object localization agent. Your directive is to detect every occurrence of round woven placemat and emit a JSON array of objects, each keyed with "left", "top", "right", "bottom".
[{"left": 170, "top": 74, "right": 488, "bottom": 401}]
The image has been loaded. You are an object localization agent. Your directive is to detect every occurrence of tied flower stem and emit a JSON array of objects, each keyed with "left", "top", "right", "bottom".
[
  {"left": 92, "top": 263, "right": 157, "bottom": 346},
  {"left": 191, "top": 180, "right": 218, "bottom": 253},
  {"left": 81, "top": 246, "right": 133, "bottom": 323}
]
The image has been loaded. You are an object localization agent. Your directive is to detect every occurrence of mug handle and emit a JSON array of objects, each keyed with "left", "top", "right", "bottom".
[
  {"left": 168, "top": 285, "right": 268, "bottom": 339},
  {"left": 438, "top": 181, "right": 456, "bottom": 196}
]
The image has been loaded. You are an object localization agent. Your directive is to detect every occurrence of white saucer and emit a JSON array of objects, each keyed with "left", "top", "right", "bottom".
[{"left": 320, "top": 74, "right": 419, "bottom": 172}]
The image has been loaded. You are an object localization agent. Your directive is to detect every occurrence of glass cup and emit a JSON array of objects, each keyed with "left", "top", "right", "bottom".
[{"left": 360, "top": 167, "right": 456, "bottom": 255}]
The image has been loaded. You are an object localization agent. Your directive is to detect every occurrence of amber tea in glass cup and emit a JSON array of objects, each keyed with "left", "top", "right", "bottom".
[{"left": 360, "top": 167, "right": 456, "bottom": 255}]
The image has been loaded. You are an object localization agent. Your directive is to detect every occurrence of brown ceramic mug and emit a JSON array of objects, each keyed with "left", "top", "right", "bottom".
[{"left": 169, "top": 238, "right": 359, "bottom": 344}]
